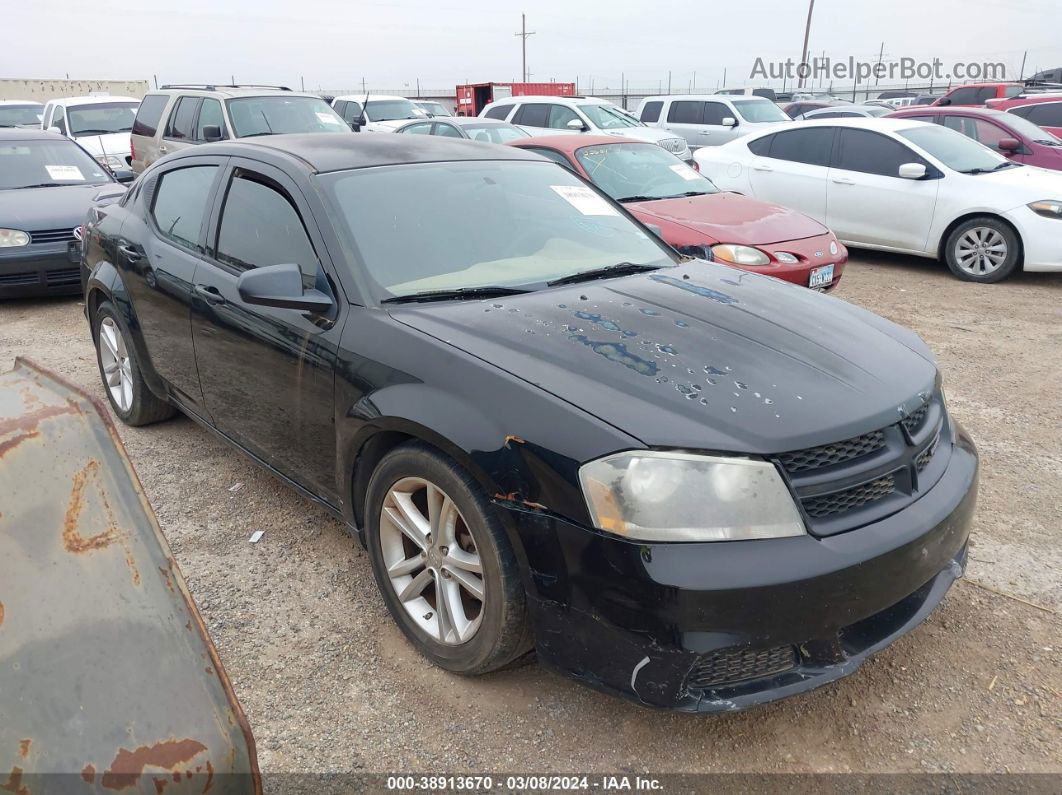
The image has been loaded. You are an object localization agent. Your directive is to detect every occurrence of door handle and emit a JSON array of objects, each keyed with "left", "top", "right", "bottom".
[
  {"left": 194, "top": 284, "right": 225, "bottom": 305},
  {"left": 117, "top": 244, "right": 142, "bottom": 263},
  {"left": 832, "top": 177, "right": 855, "bottom": 185},
  {"left": 699, "top": 131, "right": 712, "bottom": 136},
  {"left": 752, "top": 164, "right": 773, "bottom": 172},
  {"left": 159, "top": 144, "right": 168, "bottom": 154}
]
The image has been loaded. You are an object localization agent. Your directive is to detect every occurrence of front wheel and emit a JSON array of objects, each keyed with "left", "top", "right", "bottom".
[
  {"left": 364, "top": 442, "right": 533, "bottom": 674},
  {"left": 943, "top": 217, "right": 1021, "bottom": 283}
]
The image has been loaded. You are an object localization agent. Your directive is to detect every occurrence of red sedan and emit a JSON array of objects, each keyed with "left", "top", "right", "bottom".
[{"left": 509, "top": 135, "right": 847, "bottom": 290}]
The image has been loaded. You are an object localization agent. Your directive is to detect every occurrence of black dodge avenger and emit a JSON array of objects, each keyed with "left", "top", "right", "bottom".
[{"left": 81, "top": 134, "right": 978, "bottom": 712}]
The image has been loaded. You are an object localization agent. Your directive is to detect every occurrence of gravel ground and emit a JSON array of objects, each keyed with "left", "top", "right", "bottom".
[{"left": 1, "top": 251, "right": 1059, "bottom": 777}]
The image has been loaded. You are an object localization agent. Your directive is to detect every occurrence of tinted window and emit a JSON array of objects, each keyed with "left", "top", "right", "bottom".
[
  {"left": 525, "top": 147, "right": 574, "bottom": 168},
  {"left": 1027, "top": 103, "right": 1062, "bottom": 127},
  {"left": 640, "top": 101, "right": 662, "bottom": 123},
  {"left": 808, "top": 111, "right": 857, "bottom": 119},
  {"left": 702, "top": 102, "right": 729, "bottom": 125},
  {"left": 767, "top": 128, "right": 832, "bottom": 165},
  {"left": 484, "top": 104, "right": 511, "bottom": 120},
  {"left": 512, "top": 104, "right": 549, "bottom": 127},
  {"left": 216, "top": 173, "right": 319, "bottom": 286},
  {"left": 333, "top": 100, "right": 347, "bottom": 117},
  {"left": 946, "top": 87, "right": 980, "bottom": 105},
  {"left": 976, "top": 87, "right": 998, "bottom": 103},
  {"left": 165, "top": 97, "right": 200, "bottom": 140},
  {"left": 547, "top": 104, "right": 580, "bottom": 129},
  {"left": 400, "top": 122, "right": 434, "bottom": 135},
  {"left": 132, "top": 94, "right": 169, "bottom": 137},
  {"left": 434, "top": 123, "right": 463, "bottom": 138},
  {"left": 196, "top": 99, "right": 226, "bottom": 141},
  {"left": 747, "top": 134, "right": 773, "bottom": 156},
  {"left": 151, "top": 166, "right": 217, "bottom": 249},
  {"left": 835, "top": 129, "right": 922, "bottom": 176},
  {"left": 903, "top": 115, "right": 938, "bottom": 124},
  {"left": 1009, "top": 105, "right": 1034, "bottom": 119},
  {"left": 667, "top": 101, "right": 703, "bottom": 124}
]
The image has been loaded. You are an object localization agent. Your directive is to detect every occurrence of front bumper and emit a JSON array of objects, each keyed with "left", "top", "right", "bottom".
[
  {"left": 723, "top": 232, "right": 848, "bottom": 290},
  {"left": 1004, "top": 206, "right": 1062, "bottom": 272},
  {"left": 506, "top": 424, "right": 977, "bottom": 712},
  {"left": 0, "top": 243, "right": 83, "bottom": 298}
]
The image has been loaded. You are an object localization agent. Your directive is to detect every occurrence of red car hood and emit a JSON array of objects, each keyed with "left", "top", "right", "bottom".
[{"left": 628, "top": 192, "right": 829, "bottom": 246}]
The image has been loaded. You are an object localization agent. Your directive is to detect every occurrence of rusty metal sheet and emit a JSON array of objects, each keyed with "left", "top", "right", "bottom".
[{"left": 0, "top": 358, "right": 260, "bottom": 794}]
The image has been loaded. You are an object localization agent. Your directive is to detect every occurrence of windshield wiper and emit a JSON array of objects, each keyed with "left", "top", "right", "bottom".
[
  {"left": 961, "top": 162, "right": 1022, "bottom": 175},
  {"left": 71, "top": 129, "right": 114, "bottom": 136},
  {"left": 10, "top": 183, "right": 63, "bottom": 189},
  {"left": 381, "top": 286, "right": 532, "bottom": 304},
  {"left": 658, "top": 191, "right": 710, "bottom": 199},
  {"left": 547, "top": 261, "right": 661, "bottom": 287},
  {"left": 616, "top": 195, "right": 659, "bottom": 203}
]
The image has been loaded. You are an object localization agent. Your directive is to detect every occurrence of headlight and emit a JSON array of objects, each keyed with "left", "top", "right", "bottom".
[
  {"left": 773, "top": 251, "right": 799, "bottom": 264},
  {"left": 711, "top": 244, "right": 771, "bottom": 266},
  {"left": 579, "top": 450, "right": 806, "bottom": 542},
  {"left": 0, "top": 229, "right": 30, "bottom": 247},
  {"left": 1028, "top": 200, "right": 1062, "bottom": 219}
]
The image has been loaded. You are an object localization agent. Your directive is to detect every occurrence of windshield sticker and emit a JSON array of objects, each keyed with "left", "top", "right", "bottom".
[
  {"left": 316, "top": 112, "right": 344, "bottom": 125},
  {"left": 45, "top": 165, "right": 84, "bottom": 181},
  {"left": 670, "top": 163, "right": 701, "bottom": 181},
  {"left": 550, "top": 185, "right": 619, "bottom": 216}
]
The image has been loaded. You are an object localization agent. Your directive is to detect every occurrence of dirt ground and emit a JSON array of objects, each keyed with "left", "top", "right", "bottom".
[{"left": 1, "top": 251, "right": 1059, "bottom": 777}]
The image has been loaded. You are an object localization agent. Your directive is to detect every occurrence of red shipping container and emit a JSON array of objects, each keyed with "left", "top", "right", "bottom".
[{"left": 455, "top": 82, "right": 576, "bottom": 116}]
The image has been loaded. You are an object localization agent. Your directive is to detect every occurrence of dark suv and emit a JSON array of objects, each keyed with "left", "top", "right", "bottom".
[{"left": 81, "top": 134, "right": 978, "bottom": 712}]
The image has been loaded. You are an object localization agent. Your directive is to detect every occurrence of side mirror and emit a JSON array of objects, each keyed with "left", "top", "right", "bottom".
[
  {"left": 998, "top": 137, "right": 1021, "bottom": 152},
  {"left": 898, "top": 162, "right": 927, "bottom": 179},
  {"left": 936, "top": 97, "right": 951, "bottom": 106},
  {"left": 47, "top": 126, "right": 63, "bottom": 135},
  {"left": 202, "top": 125, "right": 223, "bottom": 143},
  {"left": 722, "top": 117, "right": 737, "bottom": 127},
  {"left": 566, "top": 118, "right": 587, "bottom": 131},
  {"left": 236, "top": 263, "right": 334, "bottom": 312}
]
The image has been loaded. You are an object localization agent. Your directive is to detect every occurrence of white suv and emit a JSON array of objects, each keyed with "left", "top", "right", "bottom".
[
  {"left": 41, "top": 96, "right": 140, "bottom": 180},
  {"left": 331, "top": 95, "right": 428, "bottom": 132},
  {"left": 636, "top": 95, "right": 791, "bottom": 149},
  {"left": 479, "top": 96, "right": 691, "bottom": 161}
]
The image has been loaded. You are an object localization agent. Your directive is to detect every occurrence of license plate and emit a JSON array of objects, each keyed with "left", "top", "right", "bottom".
[{"left": 809, "top": 264, "right": 834, "bottom": 289}]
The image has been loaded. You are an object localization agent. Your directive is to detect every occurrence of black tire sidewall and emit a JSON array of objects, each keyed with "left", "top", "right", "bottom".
[
  {"left": 364, "top": 443, "right": 528, "bottom": 674},
  {"left": 944, "top": 217, "right": 1021, "bottom": 283}
]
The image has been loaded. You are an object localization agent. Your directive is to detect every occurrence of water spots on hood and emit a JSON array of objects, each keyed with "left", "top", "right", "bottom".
[
  {"left": 573, "top": 310, "right": 637, "bottom": 337},
  {"left": 567, "top": 334, "right": 659, "bottom": 377},
  {"left": 639, "top": 307, "right": 662, "bottom": 316},
  {"left": 650, "top": 274, "right": 739, "bottom": 305}
]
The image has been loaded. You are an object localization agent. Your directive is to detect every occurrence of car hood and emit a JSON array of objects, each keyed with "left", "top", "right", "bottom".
[
  {"left": 971, "top": 162, "right": 1062, "bottom": 202},
  {"left": 628, "top": 192, "right": 829, "bottom": 245},
  {"left": 603, "top": 126, "right": 684, "bottom": 145},
  {"left": 738, "top": 120, "right": 790, "bottom": 129},
  {"left": 365, "top": 119, "right": 416, "bottom": 132},
  {"left": 73, "top": 132, "right": 131, "bottom": 156},
  {"left": 0, "top": 183, "right": 125, "bottom": 229},
  {"left": 389, "top": 263, "right": 938, "bottom": 454}
]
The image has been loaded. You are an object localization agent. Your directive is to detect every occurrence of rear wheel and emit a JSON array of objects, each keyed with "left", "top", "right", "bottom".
[
  {"left": 943, "top": 217, "right": 1021, "bottom": 283},
  {"left": 365, "top": 442, "right": 532, "bottom": 674},
  {"left": 92, "top": 301, "right": 175, "bottom": 425}
]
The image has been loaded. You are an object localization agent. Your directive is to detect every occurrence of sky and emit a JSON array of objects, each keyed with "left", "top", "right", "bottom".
[{"left": 5, "top": 0, "right": 1062, "bottom": 94}]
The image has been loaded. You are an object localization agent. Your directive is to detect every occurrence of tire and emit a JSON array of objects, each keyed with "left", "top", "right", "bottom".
[
  {"left": 92, "top": 300, "right": 175, "bottom": 426},
  {"left": 943, "top": 216, "right": 1021, "bottom": 283},
  {"left": 365, "top": 441, "right": 533, "bottom": 674}
]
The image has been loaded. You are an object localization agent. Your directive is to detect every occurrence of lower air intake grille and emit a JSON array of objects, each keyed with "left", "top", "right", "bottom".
[
  {"left": 0, "top": 271, "right": 38, "bottom": 286},
  {"left": 45, "top": 268, "right": 80, "bottom": 285},
  {"left": 803, "top": 474, "right": 896, "bottom": 519},
  {"left": 686, "top": 645, "right": 797, "bottom": 690}
]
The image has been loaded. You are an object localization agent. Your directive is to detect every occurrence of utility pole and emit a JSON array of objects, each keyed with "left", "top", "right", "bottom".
[
  {"left": 798, "top": 0, "right": 816, "bottom": 88},
  {"left": 300, "top": 75, "right": 305, "bottom": 91},
  {"left": 875, "top": 42, "right": 884, "bottom": 85},
  {"left": 1019, "top": 51, "right": 1028, "bottom": 80},
  {"left": 723, "top": 67, "right": 727, "bottom": 87},
  {"left": 514, "top": 14, "right": 536, "bottom": 83},
  {"left": 668, "top": 70, "right": 672, "bottom": 93},
  {"left": 361, "top": 77, "right": 366, "bottom": 94}
]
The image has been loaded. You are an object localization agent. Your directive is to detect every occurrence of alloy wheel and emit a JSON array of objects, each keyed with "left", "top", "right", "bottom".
[
  {"left": 99, "top": 317, "right": 133, "bottom": 412},
  {"left": 953, "top": 227, "right": 1008, "bottom": 277},
  {"left": 379, "top": 477, "right": 485, "bottom": 645}
]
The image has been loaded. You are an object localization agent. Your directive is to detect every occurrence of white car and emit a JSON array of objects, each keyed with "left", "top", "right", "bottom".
[
  {"left": 40, "top": 96, "right": 139, "bottom": 180},
  {"left": 694, "top": 117, "right": 1062, "bottom": 282},
  {"left": 331, "top": 94, "right": 427, "bottom": 132},
  {"left": 479, "top": 96, "right": 691, "bottom": 161},
  {"left": 636, "top": 94, "right": 790, "bottom": 149},
  {"left": 0, "top": 100, "right": 43, "bottom": 128}
]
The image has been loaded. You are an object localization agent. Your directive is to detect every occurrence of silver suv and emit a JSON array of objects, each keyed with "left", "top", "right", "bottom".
[
  {"left": 130, "top": 85, "right": 350, "bottom": 173},
  {"left": 636, "top": 95, "right": 791, "bottom": 149}
]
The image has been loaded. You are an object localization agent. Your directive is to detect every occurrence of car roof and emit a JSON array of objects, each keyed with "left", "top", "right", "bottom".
[
  {"left": 945, "top": 81, "right": 1022, "bottom": 89},
  {"left": 150, "top": 87, "right": 321, "bottom": 100},
  {"left": 0, "top": 128, "right": 68, "bottom": 141},
  {"left": 335, "top": 94, "right": 409, "bottom": 102},
  {"left": 47, "top": 96, "right": 139, "bottom": 106},
  {"left": 445, "top": 117, "right": 515, "bottom": 127},
  {"left": 172, "top": 132, "right": 547, "bottom": 173},
  {"left": 509, "top": 134, "right": 655, "bottom": 154},
  {"left": 780, "top": 118, "right": 930, "bottom": 134},
  {"left": 0, "top": 100, "right": 43, "bottom": 106},
  {"left": 891, "top": 106, "right": 1013, "bottom": 120},
  {"left": 490, "top": 95, "right": 601, "bottom": 105}
]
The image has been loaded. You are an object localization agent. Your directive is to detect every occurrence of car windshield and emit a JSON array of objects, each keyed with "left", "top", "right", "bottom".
[
  {"left": 418, "top": 102, "right": 450, "bottom": 116},
  {"left": 227, "top": 96, "right": 349, "bottom": 137},
  {"left": 366, "top": 99, "right": 421, "bottom": 121},
  {"left": 0, "top": 139, "right": 112, "bottom": 189},
  {"left": 459, "top": 123, "right": 529, "bottom": 143},
  {"left": 578, "top": 104, "right": 641, "bottom": 129},
  {"left": 862, "top": 106, "right": 891, "bottom": 117},
  {"left": 323, "top": 160, "right": 676, "bottom": 300},
  {"left": 899, "top": 124, "right": 1014, "bottom": 173},
  {"left": 66, "top": 102, "right": 138, "bottom": 135},
  {"left": 732, "top": 99, "right": 790, "bottom": 123},
  {"left": 0, "top": 105, "right": 42, "bottom": 127},
  {"left": 575, "top": 143, "right": 717, "bottom": 202},
  {"left": 1000, "top": 112, "right": 1062, "bottom": 144}
]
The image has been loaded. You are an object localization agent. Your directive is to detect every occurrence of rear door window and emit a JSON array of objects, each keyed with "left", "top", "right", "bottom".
[
  {"left": 1026, "top": 103, "right": 1062, "bottom": 127},
  {"left": 132, "top": 94, "right": 170, "bottom": 137},
  {"left": 165, "top": 97, "right": 201, "bottom": 140},
  {"left": 667, "top": 101, "right": 704, "bottom": 124},
  {"left": 512, "top": 104, "right": 549, "bottom": 127},
  {"left": 483, "top": 104, "right": 512, "bottom": 120},
  {"left": 946, "top": 87, "right": 981, "bottom": 105},
  {"left": 150, "top": 165, "right": 218, "bottom": 250},
  {"left": 766, "top": 128, "right": 833, "bottom": 165},
  {"left": 640, "top": 101, "right": 662, "bottom": 123}
]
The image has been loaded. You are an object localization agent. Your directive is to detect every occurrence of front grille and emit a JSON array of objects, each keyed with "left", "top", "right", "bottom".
[
  {"left": 902, "top": 403, "right": 929, "bottom": 434},
  {"left": 778, "top": 429, "right": 885, "bottom": 473},
  {"left": 803, "top": 473, "right": 896, "bottom": 519},
  {"left": 45, "top": 267, "right": 80, "bottom": 285},
  {"left": 0, "top": 271, "right": 38, "bottom": 286},
  {"left": 686, "top": 645, "right": 797, "bottom": 690},
  {"left": 916, "top": 435, "right": 939, "bottom": 472},
  {"left": 659, "top": 137, "right": 687, "bottom": 154},
  {"left": 30, "top": 228, "right": 77, "bottom": 244}
]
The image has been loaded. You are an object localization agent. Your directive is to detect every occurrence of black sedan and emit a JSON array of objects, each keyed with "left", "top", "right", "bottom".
[
  {"left": 1, "top": 129, "right": 125, "bottom": 298},
  {"left": 393, "top": 116, "right": 529, "bottom": 143},
  {"left": 81, "top": 134, "right": 978, "bottom": 712}
]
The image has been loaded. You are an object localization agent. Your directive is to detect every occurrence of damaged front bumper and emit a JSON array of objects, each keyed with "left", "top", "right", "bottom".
[{"left": 505, "top": 425, "right": 978, "bottom": 712}]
